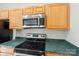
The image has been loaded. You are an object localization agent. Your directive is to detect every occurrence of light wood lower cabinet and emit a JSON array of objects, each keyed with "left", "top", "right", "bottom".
[
  {"left": 45, "top": 52, "right": 64, "bottom": 56},
  {"left": 0, "top": 53, "right": 13, "bottom": 56},
  {"left": 0, "top": 46, "right": 14, "bottom": 56}
]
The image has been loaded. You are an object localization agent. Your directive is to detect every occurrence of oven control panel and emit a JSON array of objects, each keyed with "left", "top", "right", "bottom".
[{"left": 26, "top": 33, "right": 47, "bottom": 39}]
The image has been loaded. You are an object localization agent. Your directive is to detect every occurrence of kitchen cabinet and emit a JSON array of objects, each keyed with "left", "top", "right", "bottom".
[
  {"left": 33, "top": 5, "right": 45, "bottom": 14},
  {"left": 46, "top": 3, "right": 70, "bottom": 29},
  {"left": 23, "top": 7, "right": 33, "bottom": 15},
  {"left": 0, "top": 46, "right": 14, "bottom": 56},
  {"left": 9, "top": 9, "right": 23, "bottom": 29},
  {"left": 0, "top": 53, "right": 13, "bottom": 56},
  {"left": 45, "top": 52, "right": 64, "bottom": 56},
  {"left": 0, "top": 21, "right": 3, "bottom": 29},
  {"left": 0, "top": 9, "right": 9, "bottom": 19}
]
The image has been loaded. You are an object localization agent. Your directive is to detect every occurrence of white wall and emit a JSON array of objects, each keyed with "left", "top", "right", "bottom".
[
  {"left": 0, "top": 3, "right": 46, "bottom": 9},
  {"left": 16, "top": 29, "right": 68, "bottom": 39},
  {"left": 66, "top": 3, "right": 79, "bottom": 47}
]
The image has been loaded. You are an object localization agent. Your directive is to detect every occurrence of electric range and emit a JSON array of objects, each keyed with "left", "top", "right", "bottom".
[{"left": 14, "top": 33, "right": 47, "bottom": 56}]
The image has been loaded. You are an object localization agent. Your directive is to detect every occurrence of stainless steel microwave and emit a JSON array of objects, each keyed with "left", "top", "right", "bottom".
[{"left": 23, "top": 14, "right": 45, "bottom": 28}]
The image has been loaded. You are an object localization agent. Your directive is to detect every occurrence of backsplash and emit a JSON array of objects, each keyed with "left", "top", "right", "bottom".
[{"left": 16, "top": 28, "right": 68, "bottom": 39}]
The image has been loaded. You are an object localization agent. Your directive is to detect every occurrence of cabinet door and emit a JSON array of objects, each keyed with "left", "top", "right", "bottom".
[
  {"left": 0, "top": 9, "right": 8, "bottom": 19},
  {"left": 46, "top": 4, "right": 69, "bottom": 29},
  {"left": 0, "top": 46, "right": 14, "bottom": 54},
  {"left": 9, "top": 9, "right": 23, "bottom": 29},
  {"left": 45, "top": 52, "right": 64, "bottom": 56},
  {"left": 23, "top": 7, "right": 33, "bottom": 15},
  {"left": 0, "top": 53, "right": 13, "bottom": 56},
  {"left": 33, "top": 5, "right": 45, "bottom": 14},
  {"left": 0, "top": 21, "right": 3, "bottom": 29}
]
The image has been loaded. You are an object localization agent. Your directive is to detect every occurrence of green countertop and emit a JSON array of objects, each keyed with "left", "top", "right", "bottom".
[
  {"left": 45, "top": 39, "right": 79, "bottom": 55},
  {"left": 0, "top": 37, "right": 26, "bottom": 47},
  {"left": 0, "top": 37, "right": 79, "bottom": 55}
]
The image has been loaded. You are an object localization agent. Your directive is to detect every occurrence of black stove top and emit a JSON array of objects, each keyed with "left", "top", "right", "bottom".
[{"left": 14, "top": 38, "right": 46, "bottom": 56}]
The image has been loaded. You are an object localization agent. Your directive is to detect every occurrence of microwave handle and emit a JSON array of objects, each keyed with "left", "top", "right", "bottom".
[{"left": 38, "top": 17, "right": 40, "bottom": 26}]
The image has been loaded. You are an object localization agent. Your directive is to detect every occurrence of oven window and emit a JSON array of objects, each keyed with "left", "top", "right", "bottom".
[{"left": 23, "top": 18, "right": 38, "bottom": 26}]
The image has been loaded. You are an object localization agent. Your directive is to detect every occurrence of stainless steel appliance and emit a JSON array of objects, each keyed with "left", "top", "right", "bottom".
[
  {"left": 14, "top": 33, "right": 47, "bottom": 56},
  {"left": 23, "top": 14, "right": 45, "bottom": 28}
]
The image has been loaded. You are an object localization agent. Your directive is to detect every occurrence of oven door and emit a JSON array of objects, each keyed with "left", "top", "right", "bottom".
[{"left": 14, "top": 52, "right": 35, "bottom": 56}]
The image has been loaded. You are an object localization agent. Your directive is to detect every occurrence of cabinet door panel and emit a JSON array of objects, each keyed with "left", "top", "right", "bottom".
[
  {"left": 46, "top": 4, "right": 69, "bottom": 29},
  {"left": 23, "top": 7, "right": 33, "bottom": 15},
  {"left": 9, "top": 9, "right": 22, "bottom": 29},
  {"left": 0, "top": 10, "right": 8, "bottom": 19},
  {"left": 33, "top": 5, "right": 45, "bottom": 14}
]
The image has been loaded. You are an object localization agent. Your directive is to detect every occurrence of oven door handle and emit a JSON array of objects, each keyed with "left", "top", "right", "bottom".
[
  {"left": 26, "top": 40, "right": 45, "bottom": 43},
  {"left": 15, "top": 48, "right": 43, "bottom": 53}
]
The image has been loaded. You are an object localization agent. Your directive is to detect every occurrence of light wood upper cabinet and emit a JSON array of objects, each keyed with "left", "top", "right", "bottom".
[
  {"left": 23, "top": 7, "right": 33, "bottom": 15},
  {"left": 46, "top": 4, "right": 70, "bottom": 29},
  {"left": 33, "top": 5, "right": 45, "bottom": 14},
  {"left": 9, "top": 9, "right": 23, "bottom": 29},
  {"left": 0, "top": 9, "right": 9, "bottom": 19}
]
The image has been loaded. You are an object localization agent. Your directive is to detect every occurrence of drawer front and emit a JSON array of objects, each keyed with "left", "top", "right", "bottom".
[
  {"left": 45, "top": 52, "right": 64, "bottom": 56},
  {"left": 0, "top": 46, "right": 14, "bottom": 54},
  {"left": 0, "top": 53, "right": 13, "bottom": 56}
]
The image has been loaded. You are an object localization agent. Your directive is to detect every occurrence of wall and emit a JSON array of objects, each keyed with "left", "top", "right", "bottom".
[
  {"left": 66, "top": 3, "right": 79, "bottom": 47},
  {"left": 16, "top": 29, "right": 68, "bottom": 39},
  {"left": 0, "top": 3, "right": 46, "bottom": 9}
]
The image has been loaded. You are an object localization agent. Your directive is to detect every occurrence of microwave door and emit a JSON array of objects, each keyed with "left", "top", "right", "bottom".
[
  {"left": 32, "top": 18, "right": 39, "bottom": 27},
  {"left": 23, "top": 18, "right": 38, "bottom": 28},
  {"left": 23, "top": 19, "right": 33, "bottom": 26}
]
